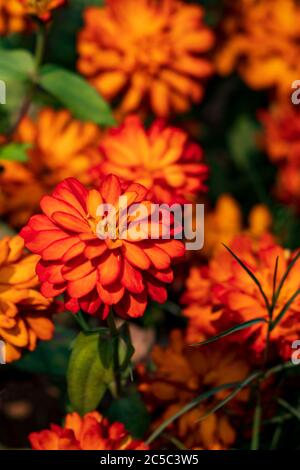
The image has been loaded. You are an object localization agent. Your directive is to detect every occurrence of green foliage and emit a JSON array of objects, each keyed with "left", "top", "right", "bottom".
[
  {"left": 0, "top": 142, "right": 30, "bottom": 162},
  {"left": 0, "top": 49, "right": 35, "bottom": 81}
]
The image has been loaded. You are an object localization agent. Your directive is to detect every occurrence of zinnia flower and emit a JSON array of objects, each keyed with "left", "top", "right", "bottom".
[
  {"left": 92, "top": 115, "right": 208, "bottom": 204},
  {"left": 138, "top": 330, "right": 250, "bottom": 450},
  {"left": 0, "top": 235, "right": 55, "bottom": 363},
  {"left": 0, "top": 108, "right": 101, "bottom": 226},
  {"left": 181, "top": 234, "right": 300, "bottom": 360},
  {"left": 77, "top": 0, "right": 214, "bottom": 117},
  {"left": 20, "top": 174, "right": 185, "bottom": 319},
  {"left": 215, "top": 0, "right": 300, "bottom": 97},
  {"left": 0, "top": 0, "right": 28, "bottom": 35},
  {"left": 22, "top": 0, "right": 65, "bottom": 21},
  {"left": 203, "top": 194, "right": 272, "bottom": 257},
  {"left": 260, "top": 104, "right": 300, "bottom": 208},
  {"left": 29, "top": 411, "right": 148, "bottom": 450}
]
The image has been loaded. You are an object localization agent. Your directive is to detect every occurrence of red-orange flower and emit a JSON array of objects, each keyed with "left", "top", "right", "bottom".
[
  {"left": 77, "top": 0, "right": 214, "bottom": 117},
  {"left": 92, "top": 115, "right": 207, "bottom": 204},
  {"left": 138, "top": 330, "right": 250, "bottom": 450},
  {"left": 29, "top": 411, "right": 148, "bottom": 450},
  {"left": 22, "top": 0, "right": 65, "bottom": 21},
  {"left": 181, "top": 234, "right": 300, "bottom": 360},
  {"left": 20, "top": 175, "right": 185, "bottom": 319},
  {"left": 0, "top": 235, "right": 55, "bottom": 363},
  {"left": 0, "top": 1, "right": 28, "bottom": 35}
]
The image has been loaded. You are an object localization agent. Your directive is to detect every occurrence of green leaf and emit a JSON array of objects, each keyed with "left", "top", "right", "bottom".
[
  {"left": 98, "top": 332, "right": 115, "bottom": 370},
  {"left": 105, "top": 391, "right": 150, "bottom": 439},
  {"left": 272, "top": 250, "right": 300, "bottom": 311},
  {"left": 0, "top": 49, "right": 35, "bottom": 80},
  {"left": 223, "top": 243, "right": 270, "bottom": 312},
  {"left": 39, "top": 65, "right": 115, "bottom": 126},
  {"left": 271, "top": 288, "right": 300, "bottom": 331},
  {"left": 277, "top": 398, "right": 300, "bottom": 422},
  {"left": 191, "top": 317, "right": 268, "bottom": 347},
  {"left": 118, "top": 322, "right": 135, "bottom": 371},
  {"left": 0, "top": 143, "right": 30, "bottom": 162},
  {"left": 67, "top": 332, "right": 114, "bottom": 415}
]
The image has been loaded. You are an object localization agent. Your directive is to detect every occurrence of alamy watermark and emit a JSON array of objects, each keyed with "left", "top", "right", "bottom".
[
  {"left": 94, "top": 199, "right": 204, "bottom": 250},
  {"left": 0, "top": 80, "right": 6, "bottom": 105},
  {"left": 0, "top": 341, "right": 6, "bottom": 365}
]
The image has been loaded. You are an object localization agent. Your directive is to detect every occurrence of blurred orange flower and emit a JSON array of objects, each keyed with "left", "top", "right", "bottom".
[
  {"left": 216, "top": 0, "right": 300, "bottom": 96},
  {"left": 92, "top": 115, "right": 208, "bottom": 204},
  {"left": 22, "top": 0, "right": 65, "bottom": 21},
  {"left": 0, "top": 108, "right": 101, "bottom": 226},
  {"left": 0, "top": 235, "right": 55, "bottom": 363},
  {"left": 77, "top": 0, "right": 214, "bottom": 117},
  {"left": 20, "top": 174, "right": 185, "bottom": 319},
  {"left": 203, "top": 194, "right": 272, "bottom": 257},
  {"left": 138, "top": 330, "right": 250, "bottom": 450},
  {"left": 182, "top": 234, "right": 300, "bottom": 360},
  {"left": 29, "top": 411, "right": 148, "bottom": 450},
  {"left": 260, "top": 104, "right": 300, "bottom": 207},
  {"left": 0, "top": 0, "right": 28, "bottom": 35}
]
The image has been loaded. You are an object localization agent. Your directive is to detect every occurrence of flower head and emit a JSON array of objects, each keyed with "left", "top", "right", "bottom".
[
  {"left": 0, "top": 1, "right": 28, "bottom": 35},
  {"left": 215, "top": 0, "right": 300, "bottom": 96},
  {"left": 92, "top": 115, "right": 208, "bottom": 204},
  {"left": 138, "top": 330, "right": 249, "bottom": 449},
  {"left": 77, "top": 0, "right": 214, "bottom": 117},
  {"left": 22, "top": 0, "right": 65, "bottom": 21},
  {"left": 0, "top": 108, "right": 101, "bottom": 226},
  {"left": 182, "top": 234, "right": 300, "bottom": 360},
  {"left": 0, "top": 235, "right": 55, "bottom": 363},
  {"left": 20, "top": 174, "right": 185, "bottom": 319},
  {"left": 29, "top": 411, "right": 148, "bottom": 450}
]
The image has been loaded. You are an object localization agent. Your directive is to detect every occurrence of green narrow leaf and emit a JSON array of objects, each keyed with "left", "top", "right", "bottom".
[
  {"left": 0, "top": 49, "right": 35, "bottom": 80},
  {"left": 223, "top": 243, "right": 270, "bottom": 311},
  {"left": 119, "top": 322, "right": 135, "bottom": 371},
  {"left": 277, "top": 398, "right": 300, "bottom": 421},
  {"left": 191, "top": 317, "right": 268, "bottom": 347},
  {"left": 39, "top": 64, "right": 115, "bottom": 126},
  {"left": 0, "top": 143, "right": 30, "bottom": 162},
  {"left": 272, "top": 250, "right": 300, "bottom": 311},
  {"left": 67, "top": 332, "right": 114, "bottom": 415},
  {"left": 271, "top": 288, "right": 300, "bottom": 331}
]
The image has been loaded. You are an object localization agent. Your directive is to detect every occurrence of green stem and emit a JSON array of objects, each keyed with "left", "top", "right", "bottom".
[
  {"left": 251, "top": 391, "right": 262, "bottom": 450},
  {"left": 107, "top": 310, "right": 122, "bottom": 398},
  {"left": 74, "top": 310, "right": 90, "bottom": 333}
]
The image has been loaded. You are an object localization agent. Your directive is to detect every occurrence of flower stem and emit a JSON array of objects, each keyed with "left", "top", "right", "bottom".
[{"left": 107, "top": 310, "right": 122, "bottom": 398}]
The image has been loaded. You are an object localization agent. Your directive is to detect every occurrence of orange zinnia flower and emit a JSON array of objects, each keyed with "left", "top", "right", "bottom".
[
  {"left": 22, "top": 0, "right": 65, "bottom": 21},
  {"left": 203, "top": 194, "right": 272, "bottom": 257},
  {"left": 182, "top": 234, "right": 300, "bottom": 360},
  {"left": 138, "top": 330, "right": 249, "bottom": 450},
  {"left": 92, "top": 115, "right": 208, "bottom": 204},
  {"left": 77, "top": 0, "right": 214, "bottom": 117},
  {"left": 20, "top": 174, "right": 185, "bottom": 319},
  {"left": 0, "top": 108, "right": 101, "bottom": 227},
  {"left": 0, "top": 0, "right": 28, "bottom": 35},
  {"left": 260, "top": 104, "right": 300, "bottom": 208},
  {"left": 215, "top": 0, "right": 300, "bottom": 97},
  {"left": 0, "top": 235, "right": 55, "bottom": 363},
  {"left": 29, "top": 411, "right": 149, "bottom": 450}
]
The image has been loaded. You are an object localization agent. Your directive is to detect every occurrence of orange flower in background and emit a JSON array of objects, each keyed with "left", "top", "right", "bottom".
[
  {"left": 203, "top": 194, "right": 272, "bottom": 257},
  {"left": 92, "top": 115, "right": 208, "bottom": 204},
  {"left": 0, "top": 235, "right": 55, "bottom": 363},
  {"left": 182, "top": 234, "right": 300, "bottom": 360},
  {"left": 0, "top": 108, "right": 101, "bottom": 227},
  {"left": 138, "top": 330, "right": 250, "bottom": 450},
  {"left": 22, "top": 0, "right": 65, "bottom": 21},
  {"left": 0, "top": 0, "right": 28, "bottom": 35},
  {"left": 20, "top": 174, "right": 185, "bottom": 319},
  {"left": 29, "top": 411, "right": 148, "bottom": 450},
  {"left": 77, "top": 0, "right": 214, "bottom": 117},
  {"left": 260, "top": 104, "right": 300, "bottom": 207},
  {"left": 215, "top": 0, "right": 300, "bottom": 96}
]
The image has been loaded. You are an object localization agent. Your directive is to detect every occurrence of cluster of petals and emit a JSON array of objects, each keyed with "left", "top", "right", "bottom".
[
  {"left": 260, "top": 103, "right": 300, "bottom": 207},
  {"left": 138, "top": 329, "right": 249, "bottom": 449},
  {"left": 182, "top": 234, "right": 300, "bottom": 360},
  {"left": 92, "top": 115, "right": 208, "bottom": 205},
  {"left": 77, "top": 0, "right": 214, "bottom": 117},
  {"left": 21, "top": 0, "right": 65, "bottom": 21},
  {"left": 20, "top": 174, "right": 185, "bottom": 319},
  {"left": 0, "top": 0, "right": 28, "bottom": 35},
  {"left": 0, "top": 235, "right": 55, "bottom": 363},
  {"left": 0, "top": 108, "right": 101, "bottom": 226},
  {"left": 215, "top": 0, "right": 300, "bottom": 97},
  {"left": 29, "top": 411, "right": 148, "bottom": 450}
]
